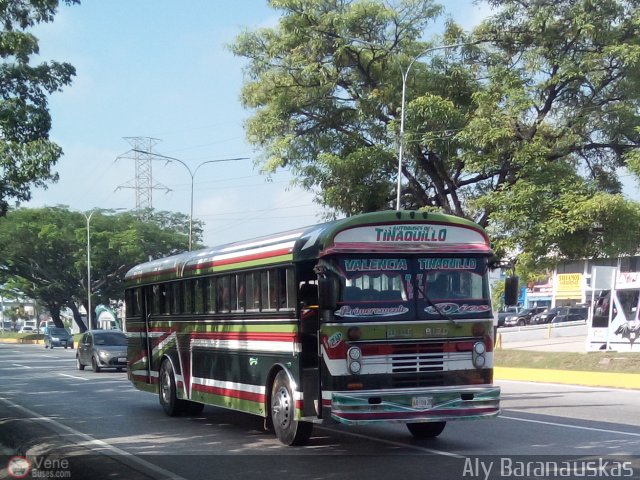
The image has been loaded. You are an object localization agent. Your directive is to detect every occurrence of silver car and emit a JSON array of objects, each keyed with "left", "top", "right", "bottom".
[{"left": 76, "top": 330, "right": 127, "bottom": 372}]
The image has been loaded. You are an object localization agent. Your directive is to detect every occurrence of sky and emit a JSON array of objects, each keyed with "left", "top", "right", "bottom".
[{"left": 25, "top": 0, "right": 493, "bottom": 247}]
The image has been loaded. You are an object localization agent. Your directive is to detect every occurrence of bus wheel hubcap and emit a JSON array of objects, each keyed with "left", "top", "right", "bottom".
[
  {"left": 273, "top": 387, "right": 291, "bottom": 428},
  {"left": 161, "top": 371, "right": 171, "bottom": 403}
]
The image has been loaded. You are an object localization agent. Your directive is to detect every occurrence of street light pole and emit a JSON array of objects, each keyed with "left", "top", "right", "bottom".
[
  {"left": 132, "top": 150, "right": 248, "bottom": 250},
  {"left": 83, "top": 209, "right": 98, "bottom": 331},
  {"left": 82, "top": 208, "right": 126, "bottom": 331},
  {"left": 395, "top": 42, "right": 471, "bottom": 210}
]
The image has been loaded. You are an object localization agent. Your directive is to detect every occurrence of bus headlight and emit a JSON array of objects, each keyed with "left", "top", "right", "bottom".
[
  {"left": 472, "top": 341, "right": 486, "bottom": 369},
  {"left": 348, "top": 346, "right": 361, "bottom": 360},
  {"left": 347, "top": 346, "right": 362, "bottom": 374},
  {"left": 473, "top": 342, "right": 486, "bottom": 355},
  {"left": 348, "top": 360, "right": 362, "bottom": 374}
]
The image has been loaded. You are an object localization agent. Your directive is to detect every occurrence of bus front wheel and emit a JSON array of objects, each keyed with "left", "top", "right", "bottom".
[
  {"left": 407, "top": 421, "right": 446, "bottom": 438},
  {"left": 159, "top": 359, "right": 183, "bottom": 417},
  {"left": 270, "top": 370, "right": 313, "bottom": 446}
]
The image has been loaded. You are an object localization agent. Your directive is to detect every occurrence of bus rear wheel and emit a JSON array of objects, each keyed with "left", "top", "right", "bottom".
[
  {"left": 159, "top": 359, "right": 183, "bottom": 416},
  {"left": 406, "top": 421, "right": 446, "bottom": 438},
  {"left": 270, "top": 370, "right": 313, "bottom": 446}
]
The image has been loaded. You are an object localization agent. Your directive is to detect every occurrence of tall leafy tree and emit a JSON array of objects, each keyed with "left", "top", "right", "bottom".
[
  {"left": 0, "top": 0, "right": 79, "bottom": 216},
  {"left": 0, "top": 207, "right": 196, "bottom": 330},
  {"left": 232, "top": 0, "right": 640, "bottom": 274}
]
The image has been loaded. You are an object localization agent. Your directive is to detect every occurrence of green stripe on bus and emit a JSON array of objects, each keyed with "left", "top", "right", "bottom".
[
  {"left": 190, "top": 390, "right": 265, "bottom": 416},
  {"left": 190, "top": 254, "right": 294, "bottom": 275},
  {"left": 148, "top": 322, "right": 298, "bottom": 334}
]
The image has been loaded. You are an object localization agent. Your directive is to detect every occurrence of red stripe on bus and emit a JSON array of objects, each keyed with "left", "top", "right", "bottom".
[
  {"left": 333, "top": 407, "right": 498, "bottom": 421},
  {"left": 192, "top": 383, "right": 265, "bottom": 403},
  {"left": 186, "top": 246, "right": 293, "bottom": 271}
]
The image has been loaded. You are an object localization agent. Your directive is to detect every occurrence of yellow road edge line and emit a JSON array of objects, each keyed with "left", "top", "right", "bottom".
[
  {"left": 0, "top": 338, "right": 44, "bottom": 344},
  {"left": 495, "top": 366, "right": 640, "bottom": 390}
]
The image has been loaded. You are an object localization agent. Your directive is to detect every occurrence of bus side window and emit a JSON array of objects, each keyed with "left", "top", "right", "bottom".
[
  {"left": 261, "top": 270, "right": 277, "bottom": 311},
  {"left": 170, "top": 282, "right": 181, "bottom": 314},
  {"left": 232, "top": 273, "right": 245, "bottom": 312},
  {"left": 277, "top": 267, "right": 295, "bottom": 310},
  {"left": 205, "top": 277, "right": 216, "bottom": 313},
  {"left": 246, "top": 272, "right": 260, "bottom": 312},
  {"left": 151, "top": 285, "right": 162, "bottom": 314},
  {"left": 126, "top": 289, "right": 141, "bottom": 317},
  {"left": 194, "top": 278, "right": 204, "bottom": 314},
  {"left": 183, "top": 280, "right": 194, "bottom": 314},
  {"left": 217, "top": 275, "right": 231, "bottom": 313}
]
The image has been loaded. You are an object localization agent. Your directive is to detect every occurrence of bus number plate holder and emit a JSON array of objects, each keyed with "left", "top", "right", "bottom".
[{"left": 412, "top": 396, "right": 433, "bottom": 410}]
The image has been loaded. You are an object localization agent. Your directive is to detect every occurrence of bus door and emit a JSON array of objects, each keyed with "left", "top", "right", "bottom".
[
  {"left": 126, "top": 286, "right": 153, "bottom": 385},
  {"left": 142, "top": 285, "right": 154, "bottom": 384},
  {"left": 299, "top": 280, "right": 322, "bottom": 418}
]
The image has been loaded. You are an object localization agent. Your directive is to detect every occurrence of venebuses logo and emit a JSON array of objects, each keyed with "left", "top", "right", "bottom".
[{"left": 7, "top": 457, "right": 30, "bottom": 478}]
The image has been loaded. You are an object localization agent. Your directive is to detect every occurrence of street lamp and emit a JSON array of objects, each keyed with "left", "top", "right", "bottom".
[
  {"left": 340, "top": 36, "right": 477, "bottom": 209},
  {"left": 132, "top": 150, "right": 248, "bottom": 250},
  {"left": 394, "top": 42, "right": 472, "bottom": 210},
  {"left": 83, "top": 208, "right": 126, "bottom": 331}
]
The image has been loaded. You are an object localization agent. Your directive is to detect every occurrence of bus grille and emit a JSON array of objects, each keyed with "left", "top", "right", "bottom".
[{"left": 390, "top": 342, "right": 445, "bottom": 373}]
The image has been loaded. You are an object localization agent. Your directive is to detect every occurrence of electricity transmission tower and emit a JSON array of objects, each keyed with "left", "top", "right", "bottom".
[{"left": 116, "top": 137, "right": 170, "bottom": 214}]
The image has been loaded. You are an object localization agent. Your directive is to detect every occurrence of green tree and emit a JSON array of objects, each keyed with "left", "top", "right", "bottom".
[
  {"left": 232, "top": 0, "right": 640, "bottom": 273},
  {"left": 0, "top": 0, "right": 79, "bottom": 216},
  {"left": 0, "top": 206, "right": 82, "bottom": 328},
  {"left": 0, "top": 207, "right": 196, "bottom": 331}
]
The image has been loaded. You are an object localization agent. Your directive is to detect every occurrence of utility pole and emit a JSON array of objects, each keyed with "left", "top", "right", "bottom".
[{"left": 116, "top": 137, "right": 170, "bottom": 216}]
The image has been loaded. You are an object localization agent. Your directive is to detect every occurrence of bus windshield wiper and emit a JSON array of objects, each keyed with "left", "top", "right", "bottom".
[{"left": 417, "top": 284, "right": 459, "bottom": 326}]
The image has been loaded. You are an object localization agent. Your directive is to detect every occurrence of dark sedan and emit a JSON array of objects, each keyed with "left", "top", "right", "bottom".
[
  {"left": 76, "top": 330, "right": 127, "bottom": 372},
  {"left": 44, "top": 327, "right": 74, "bottom": 349},
  {"left": 504, "top": 306, "right": 548, "bottom": 327},
  {"left": 532, "top": 307, "right": 565, "bottom": 324}
]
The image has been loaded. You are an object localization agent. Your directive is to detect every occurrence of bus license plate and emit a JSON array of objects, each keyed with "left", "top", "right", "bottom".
[{"left": 412, "top": 396, "right": 433, "bottom": 409}]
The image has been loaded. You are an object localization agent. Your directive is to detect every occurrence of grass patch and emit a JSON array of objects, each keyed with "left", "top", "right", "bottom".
[
  {"left": 0, "top": 331, "right": 43, "bottom": 340},
  {"left": 495, "top": 349, "right": 640, "bottom": 373}
]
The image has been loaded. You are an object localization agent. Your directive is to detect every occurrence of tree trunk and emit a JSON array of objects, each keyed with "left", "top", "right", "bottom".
[
  {"left": 68, "top": 302, "right": 87, "bottom": 333},
  {"left": 47, "top": 303, "right": 65, "bottom": 328}
]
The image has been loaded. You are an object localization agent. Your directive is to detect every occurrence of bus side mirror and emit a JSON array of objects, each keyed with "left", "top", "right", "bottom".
[
  {"left": 504, "top": 276, "right": 519, "bottom": 306},
  {"left": 318, "top": 276, "right": 337, "bottom": 311}
]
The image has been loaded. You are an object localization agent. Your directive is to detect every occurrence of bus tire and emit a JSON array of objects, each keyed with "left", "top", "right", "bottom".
[
  {"left": 270, "top": 370, "right": 313, "bottom": 446},
  {"left": 159, "top": 359, "right": 183, "bottom": 417},
  {"left": 407, "top": 421, "right": 446, "bottom": 438}
]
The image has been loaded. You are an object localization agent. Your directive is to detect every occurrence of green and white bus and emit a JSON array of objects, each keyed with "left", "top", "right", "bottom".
[{"left": 124, "top": 210, "right": 503, "bottom": 445}]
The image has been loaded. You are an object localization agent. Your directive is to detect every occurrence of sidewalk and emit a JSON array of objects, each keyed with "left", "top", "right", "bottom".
[{"left": 494, "top": 331, "right": 640, "bottom": 390}]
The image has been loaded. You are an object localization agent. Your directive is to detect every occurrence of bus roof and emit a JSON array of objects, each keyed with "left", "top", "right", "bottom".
[{"left": 124, "top": 210, "right": 492, "bottom": 286}]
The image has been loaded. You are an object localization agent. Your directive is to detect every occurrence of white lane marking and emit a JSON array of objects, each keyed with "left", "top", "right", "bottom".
[
  {"left": 501, "top": 415, "right": 640, "bottom": 437},
  {"left": 12, "top": 363, "right": 31, "bottom": 369},
  {"left": 58, "top": 373, "right": 89, "bottom": 381},
  {"left": 0, "top": 397, "right": 187, "bottom": 480},
  {"left": 315, "top": 425, "right": 464, "bottom": 458}
]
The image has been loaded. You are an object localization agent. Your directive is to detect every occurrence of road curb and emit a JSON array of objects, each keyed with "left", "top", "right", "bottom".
[
  {"left": 495, "top": 366, "right": 640, "bottom": 390},
  {"left": 0, "top": 338, "right": 43, "bottom": 345}
]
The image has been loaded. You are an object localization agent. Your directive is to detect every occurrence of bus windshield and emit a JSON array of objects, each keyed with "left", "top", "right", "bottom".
[
  {"left": 415, "top": 257, "right": 491, "bottom": 320},
  {"left": 324, "top": 255, "right": 491, "bottom": 321}
]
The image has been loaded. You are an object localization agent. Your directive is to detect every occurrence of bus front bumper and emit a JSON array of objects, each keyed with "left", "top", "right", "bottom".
[{"left": 329, "top": 385, "right": 500, "bottom": 425}]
